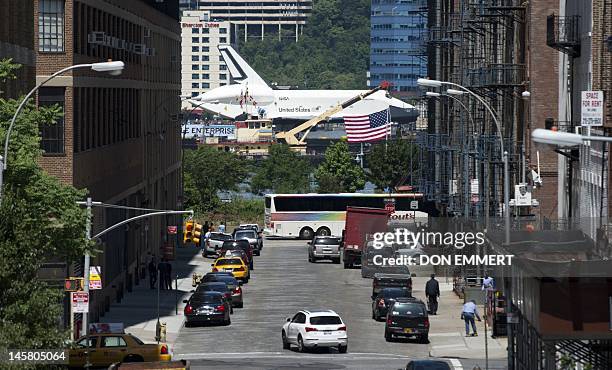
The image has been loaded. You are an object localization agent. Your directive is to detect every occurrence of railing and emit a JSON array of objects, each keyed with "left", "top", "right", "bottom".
[
  {"left": 464, "top": 63, "right": 526, "bottom": 87},
  {"left": 546, "top": 14, "right": 581, "bottom": 57}
]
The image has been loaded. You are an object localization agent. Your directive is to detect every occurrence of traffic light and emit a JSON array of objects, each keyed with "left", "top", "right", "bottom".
[
  {"left": 184, "top": 221, "right": 194, "bottom": 244},
  {"left": 192, "top": 223, "right": 203, "bottom": 246},
  {"left": 64, "top": 277, "right": 84, "bottom": 292}
]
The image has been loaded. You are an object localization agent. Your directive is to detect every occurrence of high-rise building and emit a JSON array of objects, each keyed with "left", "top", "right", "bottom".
[
  {"left": 369, "top": 0, "right": 427, "bottom": 95},
  {"left": 183, "top": 0, "right": 313, "bottom": 42},
  {"left": 0, "top": 0, "right": 35, "bottom": 97},
  {"left": 181, "top": 10, "right": 235, "bottom": 108},
  {"left": 34, "top": 0, "right": 182, "bottom": 325}
]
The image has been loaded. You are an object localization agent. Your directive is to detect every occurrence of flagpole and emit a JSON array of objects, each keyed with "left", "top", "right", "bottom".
[{"left": 360, "top": 142, "right": 364, "bottom": 168}]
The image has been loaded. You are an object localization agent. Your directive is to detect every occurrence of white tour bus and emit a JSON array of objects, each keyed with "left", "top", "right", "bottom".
[{"left": 264, "top": 193, "right": 432, "bottom": 239}]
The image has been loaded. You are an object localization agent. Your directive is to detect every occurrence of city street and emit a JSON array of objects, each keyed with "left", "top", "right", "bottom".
[{"left": 172, "top": 239, "right": 507, "bottom": 369}]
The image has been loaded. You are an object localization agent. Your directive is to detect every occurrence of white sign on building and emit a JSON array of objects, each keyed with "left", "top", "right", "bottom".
[{"left": 581, "top": 91, "right": 604, "bottom": 126}]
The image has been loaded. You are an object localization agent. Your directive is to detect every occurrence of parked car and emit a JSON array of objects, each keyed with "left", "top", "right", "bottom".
[
  {"left": 308, "top": 236, "right": 341, "bottom": 263},
  {"left": 233, "top": 229, "right": 262, "bottom": 255},
  {"left": 203, "top": 232, "right": 232, "bottom": 257},
  {"left": 237, "top": 224, "right": 260, "bottom": 233},
  {"left": 371, "top": 287, "right": 412, "bottom": 321},
  {"left": 211, "top": 257, "right": 249, "bottom": 283},
  {"left": 199, "top": 274, "right": 244, "bottom": 308},
  {"left": 69, "top": 333, "right": 171, "bottom": 367},
  {"left": 281, "top": 310, "right": 347, "bottom": 353},
  {"left": 221, "top": 249, "right": 249, "bottom": 266},
  {"left": 384, "top": 297, "right": 429, "bottom": 343},
  {"left": 195, "top": 282, "right": 234, "bottom": 313},
  {"left": 372, "top": 272, "right": 413, "bottom": 298},
  {"left": 183, "top": 291, "right": 231, "bottom": 327},
  {"left": 404, "top": 360, "right": 451, "bottom": 370},
  {"left": 220, "top": 240, "right": 254, "bottom": 270}
]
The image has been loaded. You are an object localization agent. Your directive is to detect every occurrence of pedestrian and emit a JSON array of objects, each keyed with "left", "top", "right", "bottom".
[
  {"left": 148, "top": 256, "right": 157, "bottom": 289},
  {"left": 203, "top": 221, "right": 209, "bottom": 236},
  {"left": 158, "top": 258, "right": 166, "bottom": 290},
  {"left": 425, "top": 274, "right": 440, "bottom": 315},
  {"left": 165, "top": 259, "right": 173, "bottom": 290},
  {"left": 482, "top": 275, "right": 494, "bottom": 291},
  {"left": 462, "top": 299, "right": 482, "bottom": 336}
]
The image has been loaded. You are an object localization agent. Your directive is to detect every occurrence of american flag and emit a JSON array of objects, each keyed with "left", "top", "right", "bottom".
[{"left": 344, "top": 108, "right": 391, "bottom": 142}]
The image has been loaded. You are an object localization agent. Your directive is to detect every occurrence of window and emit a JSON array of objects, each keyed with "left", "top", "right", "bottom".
[
  {"left": 192, "top": 46, "right": 199, "bottom": 52},
  {"left": 202, "top": 65, "right": 209, "bottom": 70},
  {"left": 220, "top": 37, "right": 227, "bottom": 43},
  {"left": 202, "top": 37, "right": 209, "bottom": 43},
  {"left": 202, "top": 56, "right": 209, "bottom": 61},
  {"left": 101, "top": 336, "right": 127, "bottom": 348},
  {"left": 76, "top": 337, "right": 98, "bottom": 348},
  {"left": 38, "top": 0, "right": 65, "bottom": 52},
  {"left": 220, "top": 65, "right": 227, "bottom": 70},
  {"left": 191, "top": 73, "right": 199, "bottom": 79},
  {"left": 192, "top": 55, "right": 199, "bottom": 61},
  {"left": 38, "top": 87, "right": 65, "bottom": 154},
  {"left": 220, "top": 28, "right": 227, "bottom": 34},
  {"left": 202, "top": 82, "right": 210, "bottom": 88},
  {"left": 220, "top": 73, "right": 227, "bottom": 80},
  {"left": 192, "top": 27, "right": 199, "bottom": 34},
  {"left": 201, "top": 73, "right": 210, "bottom": 79},
  {"left": 220, "top": 83, "right": 227, "bottom": 86},
  {"left": 202, "top": 28, "right": 210, "bottom": 34},
  {"left": 191, "top": 91, "right": 199, "bottom": 97},
  {"left": 192, "top": 64, "right": 199, "bottom": 70},
  {"left": 192, "top": 82, "right": 199, "bottom": 88},
  {"left": 202, "top": 46, "right": 210, "bottom": 52},
  {"left": 192, "top": 37, "right": 199, "bottom": 43}
]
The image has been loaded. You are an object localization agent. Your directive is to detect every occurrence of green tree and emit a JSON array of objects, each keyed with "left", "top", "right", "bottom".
[
  {"left": 315, "top": 141, "right": 365, "bottom": 193},
  {"left": 251, "top": 144, "right": 312, "bottom": 194},
  {"left": 0, "top": 60, "right": 92, "bottom": 352},
  {"left": 365, "top": 139, "right": 420, "bottom": 192},
  {"left": 237, "top": 0, "right": 371, "bottom": 89},
  {"left": 183, "top": 145, "right": 247, "bottom": 213}
]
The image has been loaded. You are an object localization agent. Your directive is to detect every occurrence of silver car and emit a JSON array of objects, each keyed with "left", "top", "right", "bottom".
[
  {"left": 308, "top": 236, "right": 342, "bottom": 263},
  {"left": 203, "top": 232, "right": 233, "bottom": 257}
]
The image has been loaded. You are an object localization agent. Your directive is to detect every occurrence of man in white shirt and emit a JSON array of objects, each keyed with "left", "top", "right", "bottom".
[{"left": 462, "top": 300, "right": 481, "bottom": 336}]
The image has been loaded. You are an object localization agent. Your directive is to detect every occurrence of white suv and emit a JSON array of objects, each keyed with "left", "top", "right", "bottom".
[{"left": 281, "top": 310, "right": 348, "bottom": 353}]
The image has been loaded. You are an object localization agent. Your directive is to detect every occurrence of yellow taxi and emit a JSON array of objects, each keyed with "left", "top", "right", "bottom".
[
  {"left": 211, "top": 257, "right": 249, "bottom": 282},
  {"left": 69, "top": 333, "right": 171, "bottom": 368}
]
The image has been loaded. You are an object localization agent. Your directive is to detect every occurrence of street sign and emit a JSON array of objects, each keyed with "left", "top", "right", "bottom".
[
  {"left": 470, "top": 179, "right": 479, "bottom": 194},
  {"left": 384, "top": 198, "right": 396, "bottom": 213},
  {"left": 167, "top": 226, "right": 178, "bottom": 234},
  {"left": 410, "top": 200, "right": 419, "bottom": 210},
  {"left": 89, "top": 266, "right": 102, "bottom": 290},
  {"left": 581, "top": 91, "right": 604, "bottom": 126},
  {"left": 71, "top": 292, "right": 89, "bottom": 313},
  {"left": 64, "top": 277, "right": 83, "bottom": 292}
]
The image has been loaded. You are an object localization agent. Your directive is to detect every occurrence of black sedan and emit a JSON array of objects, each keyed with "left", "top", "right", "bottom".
[
  {"left": 220, "top": 240, "right": 254, "bottom": 270},
  {"left": 184, "top": 291, "right": 231, "bottom": 327},
  {"left": 198, "top": 276, "right": 243, "bottom": 308},
  {"left": 384, "top": 297, "right": 429, "bottom": 343},
  {"left": 372, "top": 287, "right": 412, "bottom": 321},
  {"left": 195, "top": 282, "right": 234, "bottom": 313}
]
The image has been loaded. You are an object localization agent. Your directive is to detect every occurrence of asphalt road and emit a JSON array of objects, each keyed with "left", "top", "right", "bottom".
[{"left": 174, "top": 239, "right": 506, "bottom": 370}]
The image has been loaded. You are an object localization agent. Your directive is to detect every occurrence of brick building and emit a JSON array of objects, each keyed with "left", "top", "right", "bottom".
[
  {"left": 0, "top": 0, "right": 35, "bottom": 97},
  {"left": 34, "top": 0, "right": 182, "bottom": 325}
]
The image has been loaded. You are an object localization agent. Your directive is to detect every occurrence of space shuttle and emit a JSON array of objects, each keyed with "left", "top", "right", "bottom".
[{"left": 189, "top": 45, "right": 418, "bottom": 122}]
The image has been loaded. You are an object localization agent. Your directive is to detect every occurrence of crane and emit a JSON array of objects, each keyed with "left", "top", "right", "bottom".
[{"left": 274, "top": 81, "right": 392, "bottom": 149}]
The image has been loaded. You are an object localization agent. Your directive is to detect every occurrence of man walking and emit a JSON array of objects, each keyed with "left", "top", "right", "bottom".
[
  {"left": 462, "top": 299, "right": 482, "bottom": 336},
  {"left": 164, "top": 259, "right": 173, "bottom": 290},
  {"left": 425, "top": 274, "right": 440, "bottom": 315},
  {"left": 148, "top": 256, "right": 157, "bottom": 289},
  {"left": 158, "top": 258, "right": 166, "bottom": 290}
]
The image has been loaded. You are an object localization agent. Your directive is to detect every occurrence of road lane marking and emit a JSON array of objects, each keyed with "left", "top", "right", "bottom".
[
  {"left": 449, "top": 358, "right": 463, "bottom": 370},
  {"left": 176, "top": 351, "right": 412, "bottom": 360}
]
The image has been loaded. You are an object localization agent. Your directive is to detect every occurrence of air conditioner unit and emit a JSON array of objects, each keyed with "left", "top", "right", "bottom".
[
  {"left": 144, "top": 28, "right": 152, "bottom": 38},
  {"left": 117, "top": 40, "right": 127, "bottom": 50},
  {"left": 111, "top": 37, "right": 120, "bottom": 48},
  {"left": 87, "top": 32, "right": 105, "bottom": 44},
  {"left": 132, "top": 44, "right": 146, "bottom": 54},
  {"left": 145, "top": 47, "right": 156, "bottom": 56},
  {"left": 103, "top": 35, "right": 113, "bottom": 47}
]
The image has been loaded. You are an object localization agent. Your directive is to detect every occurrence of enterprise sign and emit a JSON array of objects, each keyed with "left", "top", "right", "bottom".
[{"left": 182, "top": 124, "right": 236, "bottom": 139}]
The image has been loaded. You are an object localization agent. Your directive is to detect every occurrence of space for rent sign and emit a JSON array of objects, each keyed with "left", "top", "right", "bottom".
[{"left": 581, "top": 91, "right": 604, "bottom": 126}]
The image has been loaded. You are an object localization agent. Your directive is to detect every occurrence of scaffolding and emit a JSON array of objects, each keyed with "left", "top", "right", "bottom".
[{"left": 421, "top": 0, "right": 526, "bottom": 220}]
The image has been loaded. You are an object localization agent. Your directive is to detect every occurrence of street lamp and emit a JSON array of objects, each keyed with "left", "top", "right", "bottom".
[
  {"left": 418, "top": 78, "right": 510, "bottom": 245},
  {"left": 419, "top": 77, "right": 512, "bottom": 368},
  {"left": 532, "top": 128, "right": 612, "bottom": 146},
  {"left": 0, "top": 61, "right": 125, "bottom": 204}
]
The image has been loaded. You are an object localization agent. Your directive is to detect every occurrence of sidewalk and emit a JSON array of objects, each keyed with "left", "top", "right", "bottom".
[
  {"left": 412, "top": 277, "right": 508, "bottom": 360},
  {"left": 100, "top": 246, "right": 210, "bottom": 347}
]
